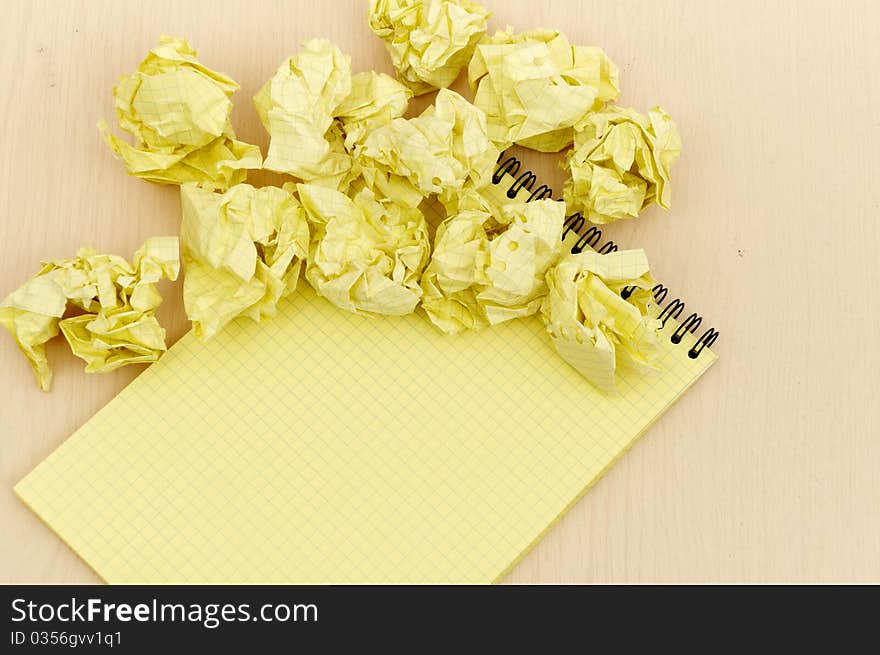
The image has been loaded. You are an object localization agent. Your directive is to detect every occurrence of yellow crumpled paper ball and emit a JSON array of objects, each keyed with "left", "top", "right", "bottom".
[
  {"left": 563, "top": 106, "right": 682, "bottom": 224},
  {"left": 298, "top": 183, "right": 430, "bottom": 316},
  {"left": 468, "top": 28, "right": 620, "bottom": 152},
  {"left": 255, "top": 39, "right": 413, "bottom": 192},
  {"left": 255, "top": 38, "right": 355, "bottom": 188},
  {"left": 541, "top": 249, "right": 662, "bottom": 392},
  {"left": 356, "top": 88, "right": 500, "bottom": 206},
  {"left": 180, "top": 182, "right": 310, "bottom": 340},
  {"left": 421, "top": 198, "right": 565, "bottom": 334},
  {"left": 99, "top": 35, "right": 262, "bottom": 189},
  {"left": 369, "top": 0, "right": 490, "bottom": 96},
  {"left": 0, "top": 237, "right": 179, "bottom": 391}
]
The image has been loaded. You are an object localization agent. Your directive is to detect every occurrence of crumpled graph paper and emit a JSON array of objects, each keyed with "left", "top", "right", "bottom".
[
  {"left": 99, "top": 36, "right": 261, "bottom": 189},
  {"left": 0, "top": 238, "right": 179, "bottom": 390}
]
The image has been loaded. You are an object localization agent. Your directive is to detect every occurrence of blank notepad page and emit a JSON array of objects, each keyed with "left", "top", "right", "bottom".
[{"left": 15, "top": 272, "right": 715, "bottom": 583}]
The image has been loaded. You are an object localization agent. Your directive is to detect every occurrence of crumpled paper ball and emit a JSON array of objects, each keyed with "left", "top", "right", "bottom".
[
  {"left": 99, "top": 35, "right": 262, "bottom": 189},
  {"left": 563, "top": 106, "right": 682, "bottom": 224},
  {"left": 298, "top": 183, "right": 430, "bottom": 316},
  {"left": 255, "top": 38, "right": 355, "bottom": 187},
  {"left": 541, "top": 249, "right": 661, "bottom": 392},
  {"left": 0, "top": 237, "right": 179, "bottom": 390},
  {"left": 468, "top": 28, "right": 620, "bottom": 152},
  {"left": 369, "top": 0, "right": 490, "bottom": 95},
  {"left": 421, "top": 198, "right": 565, "bottom": 333},
  {"left": 180, "top": 182, "right": 310, "bottom": 340},
  {"left": 255, "top": 40, "right": 414, "bottom": 193},
  {"left": 356, "top": 88, "right": 499, "bottom": 206}
]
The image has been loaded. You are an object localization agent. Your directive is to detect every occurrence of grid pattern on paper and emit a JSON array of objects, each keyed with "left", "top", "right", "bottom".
[{"left": 14, "top": 176, "right": 716, "bottom": 584}]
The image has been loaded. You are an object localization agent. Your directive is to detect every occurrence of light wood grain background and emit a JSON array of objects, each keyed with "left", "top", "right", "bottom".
[{"left": 1, "top": 0, "right": 878, "bottom": 584}]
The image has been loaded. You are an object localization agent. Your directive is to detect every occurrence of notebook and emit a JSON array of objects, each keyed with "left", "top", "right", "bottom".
[{"left": 14, "top": 157, "right": 718, "bottom": 583}]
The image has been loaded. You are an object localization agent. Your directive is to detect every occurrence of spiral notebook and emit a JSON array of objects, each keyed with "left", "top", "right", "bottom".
[{"left": 15, "top": 156, "right": 718, "bottom": 583}]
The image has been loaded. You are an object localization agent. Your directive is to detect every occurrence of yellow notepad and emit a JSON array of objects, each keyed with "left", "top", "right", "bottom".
[{"left": 15, "top": 176, "right": 717, "bottom": 584}]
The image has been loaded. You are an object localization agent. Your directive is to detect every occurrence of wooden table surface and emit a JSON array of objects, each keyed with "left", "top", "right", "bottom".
[{"left": 1, "top": 0, "right": 878, "bottom": 584}]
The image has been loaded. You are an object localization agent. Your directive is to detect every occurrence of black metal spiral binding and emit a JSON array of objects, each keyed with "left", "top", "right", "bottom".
[{"left": 491, "top": 152, "right": 719, "bottom": 358}]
